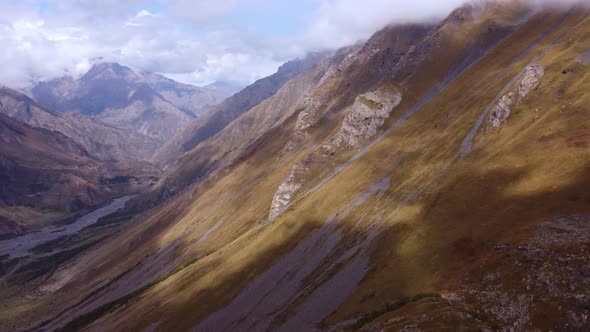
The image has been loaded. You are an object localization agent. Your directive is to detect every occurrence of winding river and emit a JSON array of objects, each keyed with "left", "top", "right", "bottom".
[{"left": 0, "top": 196, "right": 133, "bottom": 259}]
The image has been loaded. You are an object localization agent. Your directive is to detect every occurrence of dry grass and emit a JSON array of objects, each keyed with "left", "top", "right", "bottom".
[{"left": 2, "top": 6, "right": 590, "bottom": 332}]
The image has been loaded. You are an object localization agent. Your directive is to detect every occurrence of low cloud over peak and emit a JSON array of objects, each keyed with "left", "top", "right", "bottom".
[{"left": 0, "top": 0, "right": 583, "bottom": 89}]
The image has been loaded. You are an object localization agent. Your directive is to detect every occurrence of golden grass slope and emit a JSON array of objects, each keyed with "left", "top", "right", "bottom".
[{"left": 2, "top": 3, "right": 589, "bottom": 332}]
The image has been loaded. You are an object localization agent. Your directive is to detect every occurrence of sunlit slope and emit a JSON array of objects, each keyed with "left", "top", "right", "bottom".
[
  {"left": 99, "top": 8, "right": 589, "bottom": 331},
  {"left": 4, "top": 4, "right": 589, "bottom": 332},
  {"left": 131, "top": 23, "right": 434, "bottom": 210}
]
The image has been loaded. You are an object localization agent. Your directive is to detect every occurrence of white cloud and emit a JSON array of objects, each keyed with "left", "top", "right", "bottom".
[
  {"left": 0, "top": 2, "right": 283, "bottom": 88},
  {"left": 125, "top": 9, "right": 158, "bottom": 27},
  {"left": 299, "top": 0, "right": 467, "bottom": 50},
  {"left": 169, "top": 0, "right": 238, "bottom": 23},
  {"left": 0, "top": 0, "right": 584, "bottom": 90}
]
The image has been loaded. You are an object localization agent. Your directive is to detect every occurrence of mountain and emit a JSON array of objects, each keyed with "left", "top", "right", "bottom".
[
  {"left": 0, "top": 113, "right": 159, "bottom": 234},
  {"left": 152, "top": 53, "right": 329, "bottom": 167},
  {"left": 204, "top": 81, "right": 243, "bottom": 95},
  {"left": 139, "top": 28, "right": 437, "bottom": 206},
  {"left": 139, "top": 72, "right": 236, "bottom": 117},
  {"left": 31, "top": 63, "right": 232, "bottom": 143},
  {"left": 3, "top": 2, "right": 590, "bottom": 331},
  {"left": 0, "top": 86, "right": 159, "bottom": 162}
]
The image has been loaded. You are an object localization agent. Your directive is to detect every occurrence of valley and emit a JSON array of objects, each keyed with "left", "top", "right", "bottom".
[
  {"left": 0, "top": 196, "right": 133, "bottom": 259},
  {"left": 1, "top": 1, "right": 589, "bottom": 331}
]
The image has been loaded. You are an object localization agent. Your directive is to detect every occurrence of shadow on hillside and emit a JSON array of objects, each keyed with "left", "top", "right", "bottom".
[
  {"left": 11, "top": 146, "right": 590, "bottom": 332},
  {"left": 89, "top": 158, "right": 590, "bottom": 331}
]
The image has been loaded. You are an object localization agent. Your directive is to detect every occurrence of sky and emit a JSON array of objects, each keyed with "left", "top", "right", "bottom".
[{"left": 0, "top": 0, "right": 571, "bottom": 88}]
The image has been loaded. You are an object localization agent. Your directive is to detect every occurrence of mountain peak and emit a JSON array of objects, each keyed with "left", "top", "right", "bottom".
[{"left": 83, "top": 62, "right": 142, "bottom": 82}]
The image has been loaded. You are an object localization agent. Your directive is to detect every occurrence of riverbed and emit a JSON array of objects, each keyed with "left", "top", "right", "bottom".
[{"left": 0, "top": 196, "right": 133, "bottom": 259}]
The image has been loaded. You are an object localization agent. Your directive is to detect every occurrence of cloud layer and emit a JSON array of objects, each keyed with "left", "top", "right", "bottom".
[{"left": 0, "top": 0, "right": 583, "bottom": 89}]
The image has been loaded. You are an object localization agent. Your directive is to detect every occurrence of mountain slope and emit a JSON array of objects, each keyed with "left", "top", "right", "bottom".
[
  {"left": 137, "top": 25, "right": 434, "bottom": 207},
  {"left": 140, "top": 72, "right": 236, "bottom": 117},
  {"left": 2, "top": 2, "right": 590, "bottom": 332},
  {"left": 0, "top": 113, "right": 158, "bottom": 218},
  {"left": 0, "top": 86, "right": 159, "bottom": 162},
  {"left": 152, "top": 53, "right": 328, "bottom": 167},
  {"left": 31, "top": 63, "right": 231, "bottom": 143}
]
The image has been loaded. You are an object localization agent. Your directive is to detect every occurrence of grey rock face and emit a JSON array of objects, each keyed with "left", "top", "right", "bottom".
[
  {"left": 516, "top": 63, "right": 544, "bottom": 99},
  {"left": 488, "top": 63, "right": 544, "bottom": 129},
  {"left": 270, "top": 88, "right": 402, "bottom": 221},
  {"left": 327, "top": 89, "right": 402, "bottom": 149},
  {"left": 269, "top": 166, "right": 303, "bottom": 220},
  {"left": 295, "top": 97, "right": 323, "bottom": 132},
  {"left": 488, "top": 92, "right": 516, "bottom": 129}
]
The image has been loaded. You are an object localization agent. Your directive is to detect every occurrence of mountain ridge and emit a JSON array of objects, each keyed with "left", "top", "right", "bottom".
[
  {"left": 0, "top": 86, "right": 160, "bottom": 162},
  {"left": 31, "top": 62, "right": 233, "bottom": 144},
  {"left": 152, "top": 52, "right": 331, "bottom": 168}
]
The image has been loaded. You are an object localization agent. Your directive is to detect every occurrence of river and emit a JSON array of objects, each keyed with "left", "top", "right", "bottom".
[{"left": 0, "top": 196, "right": 133, "bottom": 259}]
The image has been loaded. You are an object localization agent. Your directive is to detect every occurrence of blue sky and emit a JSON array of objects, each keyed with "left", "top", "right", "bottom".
[
  {"left": 0, "top": 0, "right": 470, "bottom": 88},
  {"left": 216, "top": 1, "right": 319, "bottom": 37}
]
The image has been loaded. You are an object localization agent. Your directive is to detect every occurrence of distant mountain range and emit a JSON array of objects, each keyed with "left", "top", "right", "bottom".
[
  {"left": 0, "top": 63, "right": 237, "bottom": 225},
  {"left": 0, "top": 86, "right": 159, "bottom": 162},
  {"left": 31, "top": 62, "right": 237, "bottom": 143}
]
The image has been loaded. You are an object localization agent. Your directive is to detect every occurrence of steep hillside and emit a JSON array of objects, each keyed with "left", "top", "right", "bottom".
[
  {"left": 2, "top": 2, "right": 590, "bottom": 332},
  {"left": 152, "top": 53, "right": 329, "bottom": 167},
  {"left": 0, "top": 114, "right": 159, "bottom": 229},
  {"left": 0, "top": 87, "right": 159, "bottom": 162},
  {"left": 31, "top": 63, "right": 231, "bottom": 143},
  {"left": 140, "top": 26, "right": 434, "bottom": 206}
]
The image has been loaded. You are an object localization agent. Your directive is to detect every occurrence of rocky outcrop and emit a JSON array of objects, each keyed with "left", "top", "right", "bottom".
[
  {"left": 280, "top": 24, "right": 432, "bottom": 158},
  {"left": 488, "top": 63, "right": 544, "bottom": 129},
  {"left": 326, "top": 89, "right": 402, "bottom": 150},
  {"left": 488, "top": 92, "right": 516, "bottom": 128},
  {"left": 295, "top": 97, "right": 323, "bottom": 132},
  {"left": 269, "top": 166, "right": 303, "bottom": 220},
  {"left": 280, "top": 97, "right": 325, "bottom": 155},
  {"left": 270, "top": 88, "right": 402, "bottom": 221},
  {"left": 516, "top": 63, "right": 544, "bottom": 98}
]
